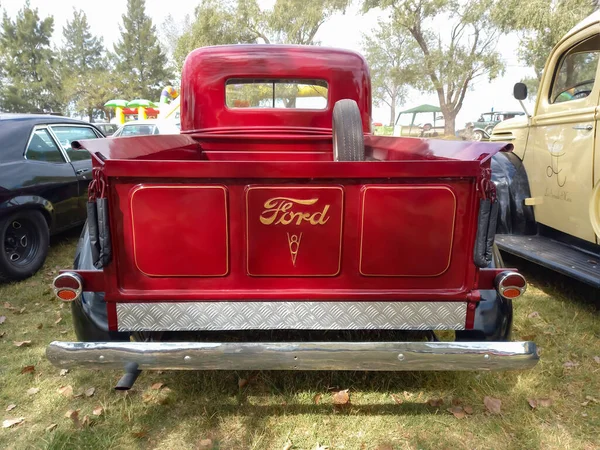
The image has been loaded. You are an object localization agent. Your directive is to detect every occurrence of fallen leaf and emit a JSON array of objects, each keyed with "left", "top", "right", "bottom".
[
  {"left": 464, "top": 405, "right": 474, "bottom": 415},
  {"left": 81, "top": 415, "right": 91, "bottom": 427},
  {"left": 65, "top": 409, "right": 81, "bottom": 428},
  {"left": 2, "top": 418, "right": 24, "bottom": 428},
  {"left": 157, "top": 387, "right": 172, "bottom": 405},
  {"left": 447, "top": 406, "right": 466, "bottom": 419},
  {"left": 563, "top": 361, "right": 579, "bottom": 368},
  {"left": 0, "top": 331, "right": 5, "bottom": 338},
  {"left": 0, "top": 315, "right": 6, "bottom": 324},
  {"left": 36, "top": 323, "right": 43, "bottom": 330},
  {"left": 484, "top": 396, "right": 502, "bottom": 414},
  {"left": 16, "top": 307, "right": 26, "bottom": 314},
  {"left": 581, "top": 400, "right": 590, "bottom": 407},
  {"left": 538, "top": 398, "right": 553, "bottom": 407},
  {"left": 238, "top": 378, "right": 248, "bottom": 389},
  {"left": 27, "top": 387, "right": 39, "bottom": 396},
  {"left": 585, "top": 395, "right": 599, "bottom": 403},
  {"left": 54, "top": 317, "right": 62, "bottom": 325},
  {"left": 594, "top": 356, "right": 600, "bottom": 364},
  {"left": 45, "top": 423, "right": 58, "bottom": 432},
  {"left": 521, "top": 334, "right": 536, "bottom": 341},
  {"left": 141, "top": 393, "right": 153, "bottom": 403},
  {"left": 20, "top": 365, "right": 35, "bottom": 375},
  {"left": 332, "top": 389, "right": 350, "bottom": 405},
  {"left": 198, "top": 438, "right": 213, "bottom": 449},
  {"left": 374, "top": 445, "right": 393, "bottom": 450},
  {"left": 427, "top": 398, "right": 444, "bottom": 408},
  {"left": 84, "top": 387, "right": 96, "bottom": 397},
  {"left": 131, "top": 427, "right": 148, "bottom": 438},
  {"left": 314, "top": 444, "right": 329, "bottom": 450},
  {"left": 60, "top": 369, "right": 69, "bottom": 376},
  {"left": 58, "top": 385, "right": 73, "bottom": 397},
  {"left": 313, "top": 393, "right": 322, "bottom": 404},
  {"left": 282, "top": 439, "right": 293, "bottom": 450},
  {"left": 150, "top": 382, "right": 164, "bottom": 390},
  {"left": 391, "top": 394, "right": 403, "bottom": 404},
  {"left": 3, "top": 302, "right": 16, "bottom": 310},
  {"left": 6, "top": 404, "right": 16, "bottom": 412},
  {"left": 527, "top": 311, "right": 540, "bottom": 319},
  {"left": 582, "top": 412, "right": 588, "bottom": 417},
  {"left": 13, "top": 340, "right": 32, "bottom": 347},
  {"left": 528, "top": 398, "right": 538, "bottom": 409},
  {"left": 92, "top": 406, "right": 103, "bottom": 416}
]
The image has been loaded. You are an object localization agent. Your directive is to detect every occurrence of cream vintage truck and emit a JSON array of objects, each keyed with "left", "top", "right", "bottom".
[{"left": 490, "top": 12, "right": 600, "bottom": 288}]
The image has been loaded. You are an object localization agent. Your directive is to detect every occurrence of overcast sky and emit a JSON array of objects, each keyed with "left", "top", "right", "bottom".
[{"left": 2, "top": 0, "right": 536, "bottom": 127}]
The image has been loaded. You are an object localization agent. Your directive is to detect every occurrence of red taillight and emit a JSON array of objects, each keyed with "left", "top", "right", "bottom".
[
  {"left": 495, "top": 271, "right": 527, "bottom": 300},
  {"left": 53, "top": 273, "right": 83, "bottom": 302}
]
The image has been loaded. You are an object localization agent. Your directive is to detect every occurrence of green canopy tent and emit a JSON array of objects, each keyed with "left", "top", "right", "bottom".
[{"left": 394, "top": 104, "right": 442, "bottom": 135}]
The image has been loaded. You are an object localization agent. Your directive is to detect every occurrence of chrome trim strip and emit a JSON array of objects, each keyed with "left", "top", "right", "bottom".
[
  {"left": 116, "top": 301, "right": 468, "bottom": 332},
  {"left": 47, "top": 341, "right": 539, "bottom": 371}
]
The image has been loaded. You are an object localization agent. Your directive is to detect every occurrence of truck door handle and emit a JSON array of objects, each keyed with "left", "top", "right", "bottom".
[
  {"left": 76, "top": 168, "right": 89, "bottom": 174},
  {"left": 572, "top": 125, "right": 593, "bottom": 131}
]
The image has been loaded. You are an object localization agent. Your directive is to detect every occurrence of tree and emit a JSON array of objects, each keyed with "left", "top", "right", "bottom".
[
  {"left": 61, "top": 9, "right": 107, "bottom": 120},
  {"left": 492, "top": 0, "right": 596, "bottom": 96},
  {"left": 174, "top": 0, "right": 349, "bottom": 68},
  {"left": 362, "top": 22, "right": 418, "bottom": 126},
  {"left": 363, "top": 0, "right": 504, "bottom": 135},
  {"left": 113, "top": 0, "right": 173, "bottom": 100},
  {"left": 0, "top": 4, "right": 63, "bottom": 113}
]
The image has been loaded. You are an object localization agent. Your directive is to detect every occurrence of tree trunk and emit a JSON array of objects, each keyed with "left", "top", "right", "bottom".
[
  {"left": 389, "top": 98, "right": 396, "bottom": 127},
  {"left": 443, "top": 111, "right": 456, "bottom": 136},
  {"left": 88, "top": 109, "right": 93, "bottom": 123}
]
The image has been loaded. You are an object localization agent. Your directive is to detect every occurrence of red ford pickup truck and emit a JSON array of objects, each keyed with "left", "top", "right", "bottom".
[{"left": 47, "top": 46, "right": 538, "bottom": 389}]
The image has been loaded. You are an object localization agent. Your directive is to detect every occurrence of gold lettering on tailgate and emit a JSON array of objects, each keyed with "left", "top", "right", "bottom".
[{"left": 260, "top": 197, "right": 330, "bottom": 226}]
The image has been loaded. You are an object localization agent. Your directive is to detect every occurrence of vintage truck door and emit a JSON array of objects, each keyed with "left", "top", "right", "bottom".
[{"left": 526, "top": 28, "right": 600, "bottom": 243}]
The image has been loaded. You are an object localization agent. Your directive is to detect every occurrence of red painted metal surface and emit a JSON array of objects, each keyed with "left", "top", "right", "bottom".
[{"left": 180, "top": 45, "right": 372, "bottom": 134}]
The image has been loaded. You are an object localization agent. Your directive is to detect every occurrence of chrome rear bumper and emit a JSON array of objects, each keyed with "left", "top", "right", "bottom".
[{"left": 47, "top": 341, "right": 539, "bottom": 371}]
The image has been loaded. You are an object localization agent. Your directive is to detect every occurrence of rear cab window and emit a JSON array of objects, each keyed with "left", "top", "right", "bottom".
[
  {"left": 550, "top": 35, "right": 600, "bottom": 104},
  {"left": 225, "top": 79, "right": 328, "bottom": 109}
]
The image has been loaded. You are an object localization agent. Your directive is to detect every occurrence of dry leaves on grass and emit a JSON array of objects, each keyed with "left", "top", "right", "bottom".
[
  {"left": 6, "top": 404, "right": 16, "bottom": 412},
  {"left": 427, "top": 398, "right": 444, "bottom": 408},
  {"left": 84, "top": 387, "right": 96, "bottom": 397},
  {"left": 313, "top": 393, "right": 322, "bottom": 404},
  {"left": 151, "top": 382, "right": 164, "bottom": 390},
  {"left": 58, "top": 385, "right": 73, "bottom": 397},
  {"left": 484, "top": 396, "right": 502, "bottom": 414},
  {"left": 45, "top": 423, "right": 58, "bottom": 432},
  {"left": 13, "top": 340, "right": 32, "bottom": 347},
  {"left": 0, "top": 315, "right": 6, "bottom": 324},
  {"left": 314, "top": 444, "right": 329, "bottom": 450},
  {"left": 528, "top": 398, "right": 553, "bottom": 409},
  {"left": 447, "top": 406, "right": 466, "bottom": 419},
  {"left": 282, "top": 439, "right": 293, "bottom": 450},
  {"left": 92, "top": 406, "right": 104, "bottom": 416},
  {"left": 60, "top": 369, "right": 69, "bottom": 376},
  {"left": 563, "top": 361, "right": 580, "bottom": 368},
  {"left": 527, "top": 311, "right": 540, "bottom": 319},
  {"left": 36, "top": 323, "right": 43, "bottom": 330},
  {"left": 390, "top": 394, "right": 403, "bottom": 404},
  {"left": 65, "top": 410, "right": 82, "bottom": 428},
  {"left": 0, "top": 331, "right": 5, "bottom": 338},
  {"left": 54, "top": 316, "right": 62, "bottom": 325},
  {"left": 198, "top": 438, "right": 214, "bottom": 449},
  {"left": 2, "top": 418, "right": 24, "bottom": 428},
  {"left": 238, "top": 378, "right": 248, "bottom": 389},
  {"left": 332, "top": 389, "right": 350, "bottom": 405},
  {"left": 20, "top": 365, "right": 35, "bottom": 374},
  {"left": 27, "top": 388, "right": 39, "bottom": 396},
  {"left": 594, "top": 356, "right": 600, "bottom": 364}
]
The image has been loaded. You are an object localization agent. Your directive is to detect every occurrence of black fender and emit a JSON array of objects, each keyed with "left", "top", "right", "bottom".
[
  {"left": 0, "top": 195, "right": 55, "bottom": 229},
  {"left": 456, "top": 244, "right": 513, "bottom": 341},
  {"left": 491, "top": 151, "right": 536, "bottom": 235},
  {"left": 71, "top": 222, "right": 130, "bottom": 342}
]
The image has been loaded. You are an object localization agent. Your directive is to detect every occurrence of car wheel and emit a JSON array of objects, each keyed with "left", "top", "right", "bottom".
[
  {"left": 332, "top": 99, "right": 365, "bottom": 161},
  {"left": 0, "top": 210, "right": 49, "bottom": 282},
  {"left": 472, "top": 130, "right": 484, "bottom": 141}
]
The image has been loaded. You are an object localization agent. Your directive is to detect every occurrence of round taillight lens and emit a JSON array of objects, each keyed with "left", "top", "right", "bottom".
[
  {"left": 53, "top": 273, "right": 83, "bottom": 302},
  {"left": 495, "top": 271, "right": 527, "bottom": 300}
]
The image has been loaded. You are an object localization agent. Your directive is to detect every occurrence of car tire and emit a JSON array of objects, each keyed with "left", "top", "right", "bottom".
[
  {"left": 473, "top": 130, "right": 484, "bottom": 141},
  {"left": 332, "top": 99, "right": 365, "bottom": 161},
  {"left": 0, "top": 210, "right": 49, "bottom": 282}
]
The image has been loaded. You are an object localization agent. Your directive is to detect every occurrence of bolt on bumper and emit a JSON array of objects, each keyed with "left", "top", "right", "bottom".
[{"left": 47, "top": 341, "right": 539, "bottom": 371}]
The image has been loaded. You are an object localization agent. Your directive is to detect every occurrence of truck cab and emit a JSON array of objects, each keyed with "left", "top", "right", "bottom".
[{"left": 490, "top": 12, "right": 600, "bottom": 288}]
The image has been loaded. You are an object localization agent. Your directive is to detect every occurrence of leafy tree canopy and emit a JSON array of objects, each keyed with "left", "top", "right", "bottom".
[
  {"left": 0, "top": 3, "right": 63, "bottom": 113},
  {"left": 363, "top": 0, "right": 504, "bottom": 135},
  {"left": 113, "top": 0, "right": 173, "bottom": 100}
]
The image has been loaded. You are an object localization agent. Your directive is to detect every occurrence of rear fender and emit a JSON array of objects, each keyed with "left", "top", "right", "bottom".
[{"left": 0, "top": 195, "right": 55, "bottom": 229}]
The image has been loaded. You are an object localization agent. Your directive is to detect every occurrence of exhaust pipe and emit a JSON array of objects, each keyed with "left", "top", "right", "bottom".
[{"left": 115, "top": 363, "right": 141, "bottom": 390}]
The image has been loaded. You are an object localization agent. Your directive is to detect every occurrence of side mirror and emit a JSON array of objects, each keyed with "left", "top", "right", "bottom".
[{"left": 514, "top": 82, "right": 528, "bottom": 100}]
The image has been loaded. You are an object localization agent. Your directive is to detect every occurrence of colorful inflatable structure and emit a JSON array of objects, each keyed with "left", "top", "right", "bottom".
[{"left": 105, "top": 86, "right": 180, "bottom": 124}]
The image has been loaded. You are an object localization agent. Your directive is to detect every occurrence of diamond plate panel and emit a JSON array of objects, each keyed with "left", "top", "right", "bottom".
[{"left": 116, "top": 302, "right": 467, "bottom": 332}]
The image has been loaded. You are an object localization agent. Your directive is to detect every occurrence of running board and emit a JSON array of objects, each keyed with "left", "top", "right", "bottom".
[
  {"left": 496, "top": 234, "right": 600, "bottom": 288},
  {"left": 47, "top": 341, "right": 539, "bottom": 372}
]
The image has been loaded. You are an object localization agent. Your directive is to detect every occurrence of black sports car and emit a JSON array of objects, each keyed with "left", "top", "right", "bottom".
[{"left": 0, "top": 114, "right": 103, "bottom": 281}]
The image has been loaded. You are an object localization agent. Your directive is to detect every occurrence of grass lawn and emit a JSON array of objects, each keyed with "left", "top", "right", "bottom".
[{"left": 0, "top": 229, "right": 599, "bottom": 450}]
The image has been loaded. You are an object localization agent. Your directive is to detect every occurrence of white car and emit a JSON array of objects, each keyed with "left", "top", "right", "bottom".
[{"left": 112, "top": 120, "right": 180, "bottom": 137}]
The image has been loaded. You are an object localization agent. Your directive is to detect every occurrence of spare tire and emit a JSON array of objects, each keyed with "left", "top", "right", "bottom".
[{"left": 332, "top": 99, "right": 365, "bottom": 161}]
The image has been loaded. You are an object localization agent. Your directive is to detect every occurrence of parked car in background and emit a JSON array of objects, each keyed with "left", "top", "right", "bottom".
[
  {"left": 490, "top": 11, "right": 600, "bottom": 288},
  {"left": 94, "top": 123, "right": 119, "bottom": 136},
  {"left": 472, "top": 111, "right": 525, "bottom": 141},
  {"left": 112, "top": 119, "right": 180, "bottom": 137},
  {"left": 0, "top": 114, "right": 103, "bottom": 281}
]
